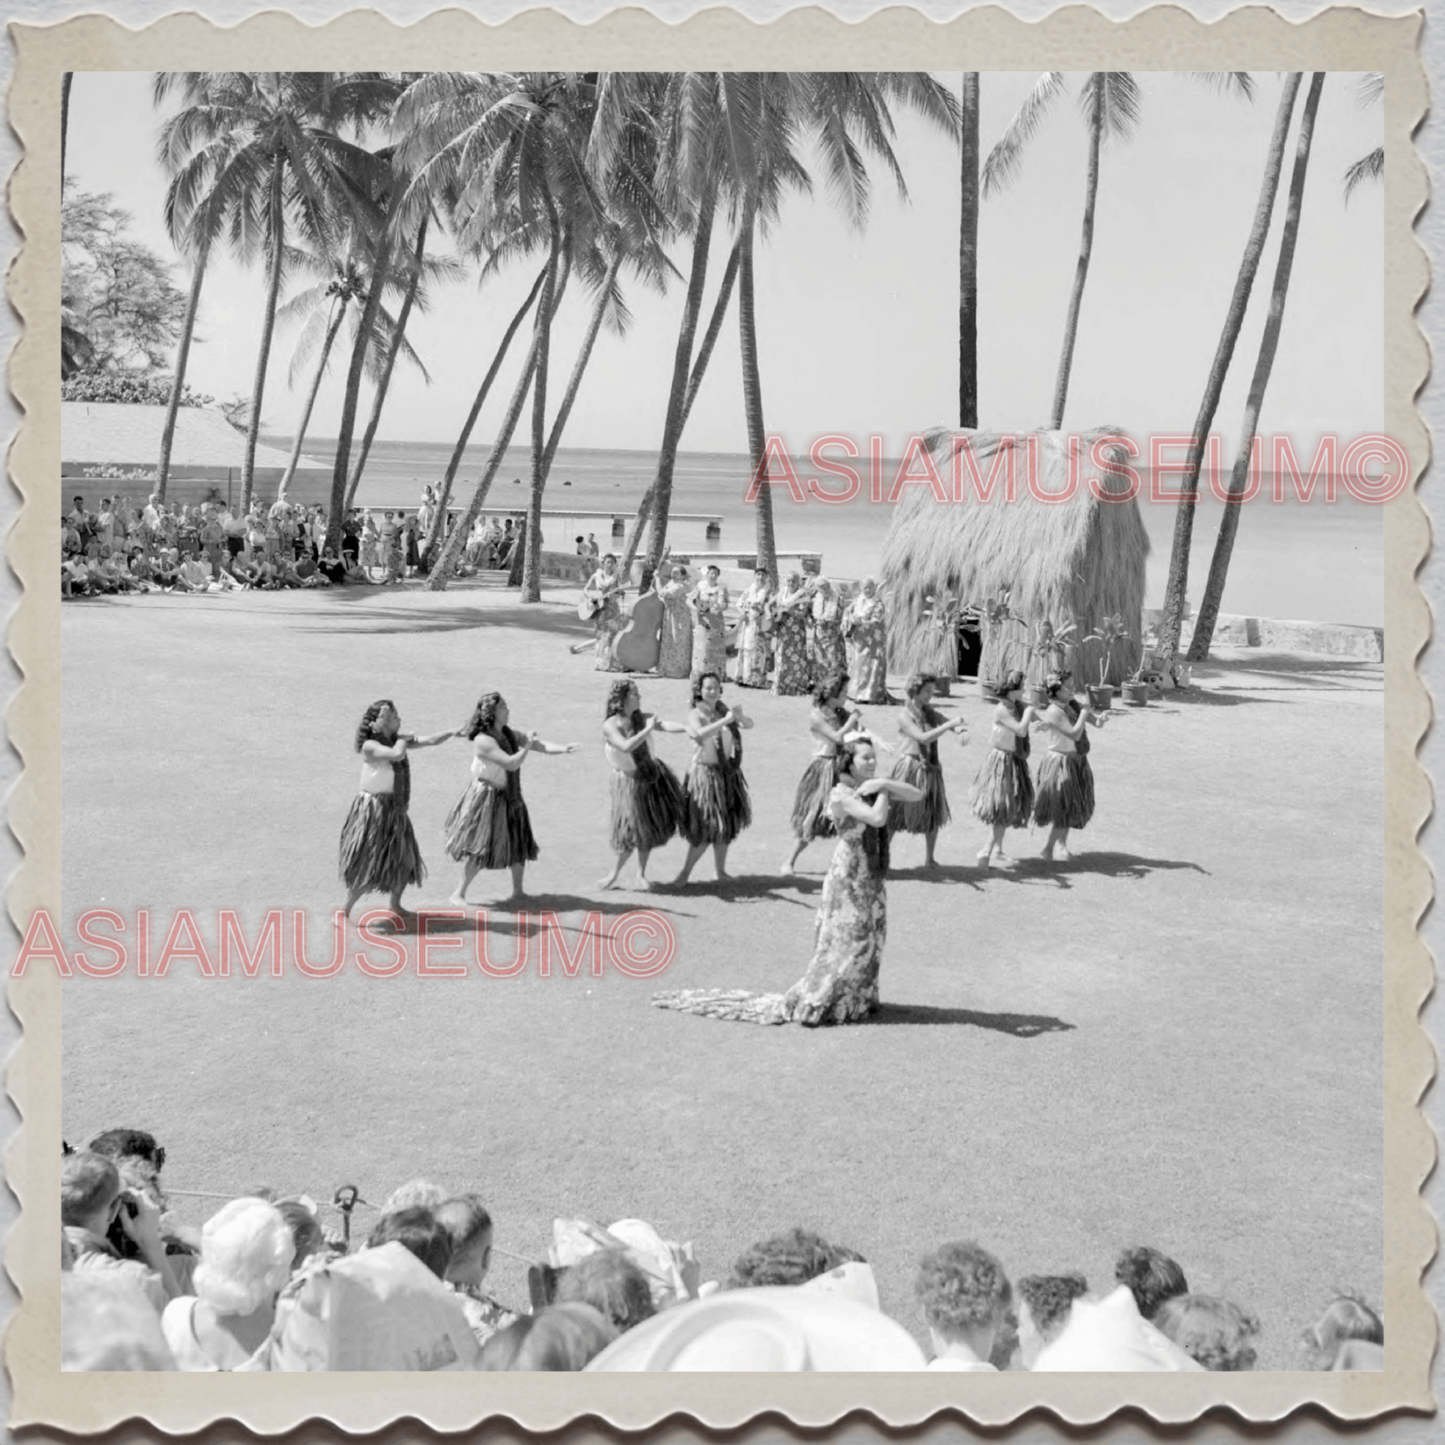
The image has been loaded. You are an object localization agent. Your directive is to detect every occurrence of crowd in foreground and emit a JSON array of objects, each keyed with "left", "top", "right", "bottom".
[
  {"left": 61, "top": 1128, "right": 1384, "bottom": 1373},
  {"left": 59, "top": 488, "right": 536, "bottom": 598}
]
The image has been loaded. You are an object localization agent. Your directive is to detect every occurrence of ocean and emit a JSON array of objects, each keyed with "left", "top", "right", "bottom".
[{"left": 294, "top": 437, "right": 1385, "bottom": 628}]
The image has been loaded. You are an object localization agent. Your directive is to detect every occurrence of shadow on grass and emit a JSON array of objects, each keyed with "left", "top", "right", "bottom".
[
  {"left": 871, "top": 1001, "right": 1075, "bottom": 1036},
  {"left": 985, "top": 852, "right": 1208, "bottom": 883},
  {"left": 298, "top": 592, "right": 593, "bottom": 639},
  {"left": 888, "top": 863, "right": 985, "bottom": 890},
  {"left": 405, "top": 894, "right": 698, "bottom": 934},
  {"left": 653, "top": 873, "right": 821, "bottom": 907}
]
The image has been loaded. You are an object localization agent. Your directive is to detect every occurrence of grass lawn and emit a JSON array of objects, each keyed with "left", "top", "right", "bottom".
[{"left": 59, "top": 583, "right": 1384, "bottom": 1369}]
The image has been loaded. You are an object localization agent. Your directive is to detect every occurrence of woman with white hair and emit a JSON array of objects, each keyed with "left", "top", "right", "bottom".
[
  {"left": 844, "top": 578, "right": 889, "bottom": 703},
  {"left": 161, "top": 1198, "right": 293, "bottom": 1370}
]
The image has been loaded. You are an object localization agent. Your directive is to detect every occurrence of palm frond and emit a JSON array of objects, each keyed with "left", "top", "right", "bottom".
[
  {"left": 1344, "top": 145, "right": 1384, "bottom": 202},
  {"left": 1359, "top": 72, "right": 1384, "bottom": 108},
  {"left": 982, "top": 71, "right": 1066, "bottom": 197}
]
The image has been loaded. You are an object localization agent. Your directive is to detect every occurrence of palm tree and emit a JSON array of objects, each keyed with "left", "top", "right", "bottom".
[
  {"left": 959, "top": 72, "right": 980, "bottom": 429},
  {"left": 61, "top": 73, "right": 73, "bottom": 178},
  {"left": 1344, "top": 72, "right": 1384, "bottom": 201},
  {"left": 985, "top": 72, "right": 1254, "bottom": 430},
  {"left": 1155, "top": 74, "right": 1302, "bottom": 663},
  {"left": 1187, "top": 74, "right": 1327, "bottom": 662},
  {"left": 158, "top": 72, "right": 395, "bottom": 513}
]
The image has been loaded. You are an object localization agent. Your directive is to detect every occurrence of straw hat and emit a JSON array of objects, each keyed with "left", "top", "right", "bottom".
[{"left": 585, "top": 1286, "right": 926, "bottom": 1372}]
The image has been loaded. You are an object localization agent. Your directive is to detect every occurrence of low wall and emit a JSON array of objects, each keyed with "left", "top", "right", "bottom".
[{"left": 1143, "top": 608, "right": 1384, "bottom": 662}]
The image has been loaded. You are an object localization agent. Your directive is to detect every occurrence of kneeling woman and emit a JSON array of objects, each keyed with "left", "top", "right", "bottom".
[
  {"left": 1033, "top": 672, "right": 1104, "bottom": 861},
  {"left": 675, "top": 672, "right": 753, "bottom": 885},
  {"left": 889, "top": 672, "right": 968, "bottom": 869},
  {"left": 340, "top": 700, "right": 454, "bottom": 918},
  {"left": 599, "top": 680, "right": 687, "bottom": 892},
  {"left": 654, "top": 738, "right": 921, "bottom": 1026},
  {"left": 446, "top": 692, "right": 577, "bottom": 904}
]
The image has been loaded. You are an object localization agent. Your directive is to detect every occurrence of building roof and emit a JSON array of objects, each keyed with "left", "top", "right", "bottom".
[{"left": 60, "top": 402, "right": 326, "bottom": 473}]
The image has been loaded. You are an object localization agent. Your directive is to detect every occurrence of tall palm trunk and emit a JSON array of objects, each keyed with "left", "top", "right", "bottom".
[
  {"left": 737, "top": 203, "right": 778, "bottom": 587},
  {"left": 61, "top": 73, "right": 72, "bottom": 178},
  {"left": 643, "top": 182, "right": 718, "bottom": 584},
  {"left": 347, "top": 214, "right": 429, "bottom": 510},
  {"left": 241, "top": 154, "right": 286, "bottom": 511},
  {"left": 541, "top": 246, "right": 625, "bottom": 479},
  {"left": 521, "top": 203, "right": 563, "bottom": 603},
  {"left": 1050, "top": 74, "right": 1102, "bottom": 430},
  {"left": 959, "top": 72, "right": 980, "bottom": 429},
  {"left": 619, "top": 237, "right": 740, "bottom": 581},
  {"left": 1157, "top": 74, "right": 1302, "bottom": 662},
  {"left": 428, "top": 260, "right": 571, "bottom": 590},
  {"left": 277, "top": 294, "right": 348, "bottom": 501},
  {"left": 157, "top": 228, "right": 212, "bottom": 502},
  {"left": 420, "top": 262, "right": 549, "bottom": 563},
  {"left": 1188, "top": 73, "right": 1324, "bottom": 662},
  {"left": 325, "top": 228, "right": 395, "bottom": 557}
]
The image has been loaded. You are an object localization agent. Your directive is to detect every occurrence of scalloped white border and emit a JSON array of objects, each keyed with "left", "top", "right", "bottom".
[{"left": 4, "top": 4, "right": 1432, "bottom": 1434}]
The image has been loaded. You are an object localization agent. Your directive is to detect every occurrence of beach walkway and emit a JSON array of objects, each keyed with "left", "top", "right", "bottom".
[{"left": 59, "top": 582, "right": 1382, "bottom": 1364}]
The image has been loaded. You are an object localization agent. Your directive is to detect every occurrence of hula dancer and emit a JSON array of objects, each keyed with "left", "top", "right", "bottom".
[
  {"left": 970, "top": 670, "right": 1036, "bottom": 868},
  {"left": 1033, "top": 671, "right": 1105, "bottom": 861},
  {"left": 446, "top": 692, "right": 578, "bottom": 904},
  {"left": 340, "top": 700, "right": 454, "bottom": 918},
  {"left": 599, "top": 680, "right": 687, "bottom": 892},
  {"left": 889, "top": 673, "right": 968, "bottom": 869},
  {"left": 782, "top": 673, "right": 865, "bottom": 876},
  {"left": 675, "top": 672, "right": 753, "bottom": 885}
]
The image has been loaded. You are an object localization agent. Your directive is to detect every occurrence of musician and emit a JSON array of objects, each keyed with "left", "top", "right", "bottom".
[{"left": 576, "top": 553, "right": 626, "bottom": 671}]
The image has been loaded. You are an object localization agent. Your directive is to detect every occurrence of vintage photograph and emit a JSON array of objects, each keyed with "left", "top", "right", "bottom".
[{"left": 8, "top": 3, "right": 1430, "bottom": 1430}]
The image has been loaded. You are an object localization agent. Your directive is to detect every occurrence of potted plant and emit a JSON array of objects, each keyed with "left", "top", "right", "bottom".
[
  {"left": 920, "top": 591, "right": 962, "bottom": 695},
  {"left": 974, "top": 589, "right": 1021, "bottom": 699},
  {"left": 1029, "top": 618, "right": 1077, "bottom": 704},
  {"left": 1082, "top": 614, "right": 1129, "bottom": 710},
  {"left": 1120, "top": 658, "right": 1151, "bottom": 707}
]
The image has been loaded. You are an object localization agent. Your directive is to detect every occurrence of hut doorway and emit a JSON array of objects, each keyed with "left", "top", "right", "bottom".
[{"left": 956, "top": 621, "right": 983, "bottom": 679}]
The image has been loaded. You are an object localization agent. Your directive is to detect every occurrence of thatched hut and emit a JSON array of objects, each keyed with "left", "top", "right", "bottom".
[{"left": 881, "top": 428, "right": 1148, "bottom": 688}]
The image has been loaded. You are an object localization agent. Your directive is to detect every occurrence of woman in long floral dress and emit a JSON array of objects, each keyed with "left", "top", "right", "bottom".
[
  {"left": 844, "top": 578, "right": 890, "bottom": 704},
  {"left": 735, "top": 569, "right": 774, "bottom": 688},
  {"left": 810, "top": 578, "right": 847, "bottom": 681},
  {"left": 689, "top": 564, "right": 730, "bottom": 678},
  {"left": 656, "top": 564, "right": 694, "bottom": 679},
  {"left": 653, "top": 738, "right": 921, "bottom": 1026},
  {"left": 771, "top": 572, "right": 812, "bottom": 696}
]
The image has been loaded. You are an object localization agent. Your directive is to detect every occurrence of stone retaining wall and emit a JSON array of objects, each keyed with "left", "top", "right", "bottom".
[{"left": 1142, "top": 608, "right": 1383, "bottom": 662}]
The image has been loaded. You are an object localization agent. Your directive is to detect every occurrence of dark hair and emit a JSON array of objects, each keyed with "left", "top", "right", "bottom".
[
  {"left": 1154, "top": 1294, "right": 1260, "bottom": 1371},
  {"left": 462, "top": 691, "right": 505, "bottom": 741},
  {"left": 812, "top": 672, "right": 848, "bottom": 707},
  {"left": 87, "top": 1129, "right": 166, "bottom": 1173},
  {"left": 1017, "top": 1274, "right": 1088, "bottom": 1341},
  {"left": 479, "top": 1302, "right": 616, "bottom": 1371},
  {"left": 691, "top": 671, "right": 722, "bottom": 705},
  {"left": 728, "top": 1228, "right": 864, "bottom": 1290},
  {"left": 276, "top": 1199, "right": 325, "bottom": 1273},
  {"left": 355, "top": 699, "right": 398, "bottom": 752},
  {"left": 915, "top": 1241, "right": 1013, "bottom": 1334},
  {"left": 553, "top": 1249, "right": 656, "bottom": 1333},
  {"left": 904, "top": 673, "right": 938, "bottom": 701},
  {"left": 367, "top": 1207, "right": 452, "bottom": 1280},
  {"left": 1044, "top": 669, "right": 1072, "bottom": 700},
  {"left": 434, "top": 1195, "right": 493, "bottom": 1258},
  {"left": 991, "top": 669, "right": 1028, "bottom": 717},
  {"left": 605, "top": 679, "right": 637, "bottom": 720},
  {"left": 1114, "top": 1246, "right": 1188, "bottom": 1321},
  {"left": 61, "top": 1152, "right": 121, "bottom": 1226}
]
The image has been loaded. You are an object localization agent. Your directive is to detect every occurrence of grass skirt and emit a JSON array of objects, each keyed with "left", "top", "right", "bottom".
[
  {"left": 888, "top": 755, "right": 951, "bottom": 834},
  {"left": 339, "top": 792, "right": 425, "bottom": 895},
  {"left": 682, "top": 759, "right": 752, "bottom": 845},
  {"left": 970, "top": 749, "right": 1034, "bottom": 828},
  {"left": 1033, "top": 750, "right": 1095, "bottom": 830},
  {"left": 790, "top": 756, "right": 840, "bottom": 840},
  {"left": 610, "top": 757, "right": 684, "bottom": 853},
  {"left": 444, "top": 778, "right": 539, "bottom": 868}
]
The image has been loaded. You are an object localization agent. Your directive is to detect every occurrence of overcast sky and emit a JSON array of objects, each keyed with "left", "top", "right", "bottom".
[{"left": 66, "top": 70, "right": 1383, "bottom": 461}]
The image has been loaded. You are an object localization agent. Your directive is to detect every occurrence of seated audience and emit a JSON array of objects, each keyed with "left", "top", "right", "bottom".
[
  {"left": 63, "top": 1273, "right": 178, "bottom": 1371},
  {"left": 366, "top": 1206, "right": 452, "bottom": 1281},
  {"left": 436, "top": 1194, "right": 516, "bottom": 1343},
  {"left": 479, "top": 1302, "right": 616, "bottom": 1371},
  {"left": 1153, "top": 1293, "right": 1260, "bottom": 1371},
  {"left": 727, "top": 1228, "right": 864, "bottom": 1290},
  {"left": 1114, "top": 1245, "right": 1188, "bottom": 1321},
  {"left": 914, "top": 1241, "right": 1012, "bottom": 1371},
  {"left": 1015, "top": 1273, "right": 1089, "bottom": 1368},
  {"left": 162, "top": 1198, "right": 293, "bottom": 1370},
  {"left": 1300, "top": 1294, "right": 1383, "bottom": 1370},
  {"left": 553, "top": 1249, "right": 656, "bottom": 1335}
]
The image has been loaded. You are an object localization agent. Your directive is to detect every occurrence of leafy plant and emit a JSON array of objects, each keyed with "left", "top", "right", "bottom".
[{"left": 1082, "top": 613, "right": 1129, "bottom": 686}]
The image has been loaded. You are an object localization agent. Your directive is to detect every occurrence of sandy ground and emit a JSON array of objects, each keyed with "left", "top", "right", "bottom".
[{"left": 58, "top": 579, "right": 1384, "bottom": 1368}]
